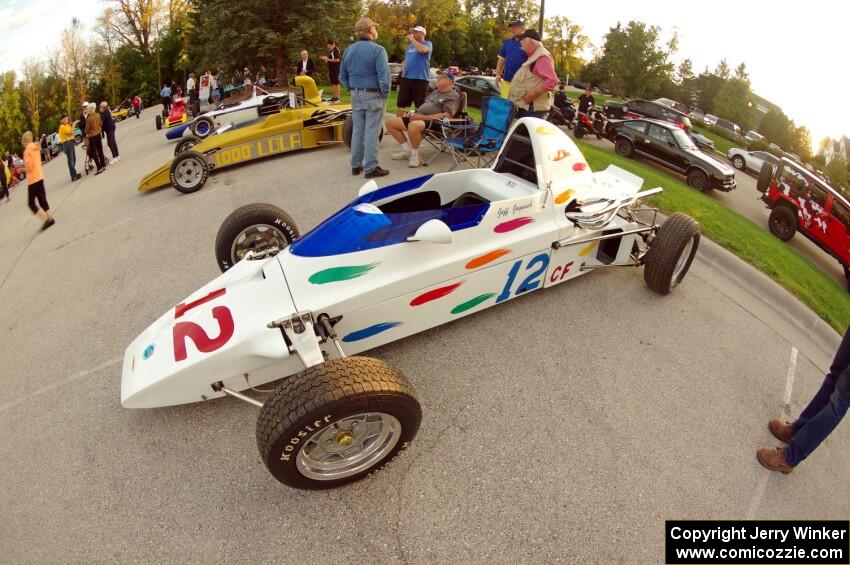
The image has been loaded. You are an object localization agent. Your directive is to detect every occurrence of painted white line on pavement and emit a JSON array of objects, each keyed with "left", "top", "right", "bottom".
[
  {"left": 0, "top": 357, "right": 122, "bottom": 415},
  {"left": 783, "top": 346, "right": 798, "bottom": 414},
  {"left": 746, "top": 473, "right": 770, "bottom": 519}
]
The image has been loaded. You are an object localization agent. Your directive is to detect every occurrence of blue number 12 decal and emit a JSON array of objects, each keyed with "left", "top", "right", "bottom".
[{"left": 496, "top": 253, "right": 550, "bottom": 303}]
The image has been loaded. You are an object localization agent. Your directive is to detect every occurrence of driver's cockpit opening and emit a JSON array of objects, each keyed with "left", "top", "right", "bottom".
[{"left": 493, "top": 123, "right": 537, "bottom": 186}]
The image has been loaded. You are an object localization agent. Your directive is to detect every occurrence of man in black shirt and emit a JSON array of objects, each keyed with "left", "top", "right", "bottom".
[
  {"left": 577, "top": 87, "right": 595, "bottom": 114},
  {"left": 321, "top": 40, "right": 342, "bottom": 103}
]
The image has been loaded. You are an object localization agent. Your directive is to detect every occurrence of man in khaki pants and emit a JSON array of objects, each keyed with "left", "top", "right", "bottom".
[{"left": 507, "top": 29, "right": 558, "bottom": 118}]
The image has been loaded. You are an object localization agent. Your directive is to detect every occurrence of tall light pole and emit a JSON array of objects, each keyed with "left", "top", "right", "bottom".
[{"left": 538, "top": 0, "right": 545, "bottom": 35}]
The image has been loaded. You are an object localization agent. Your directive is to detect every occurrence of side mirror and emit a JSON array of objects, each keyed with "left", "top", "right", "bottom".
[
  {"left": 407, "top": 219, "right": 453, "bottom": 244},
  {"left": 358, "top": 179, "right": 379, "bottom": 197}
]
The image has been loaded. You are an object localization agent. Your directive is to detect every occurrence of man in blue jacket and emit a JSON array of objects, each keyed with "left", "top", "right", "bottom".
[
  {"left": 339, "top": 17, "right": 391, "bottom": 179},
  {"left": 395, "top": 25, "right": 432, "bottom": 117}
]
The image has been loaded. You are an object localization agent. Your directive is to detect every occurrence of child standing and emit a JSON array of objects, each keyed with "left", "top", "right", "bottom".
[{"left": 21, "top": 131, "right": 55, "bottom": 230}]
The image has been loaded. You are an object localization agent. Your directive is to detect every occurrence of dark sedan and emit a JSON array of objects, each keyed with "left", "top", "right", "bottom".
[
  {"left": 453, "top": 75, "right": 499, "bottom": 107},
  {"left": 609, "top": 118, "right": 737, "bottom": 192},
  {"left": 604, "top": 99, "right": 692, "bottom": 130}
]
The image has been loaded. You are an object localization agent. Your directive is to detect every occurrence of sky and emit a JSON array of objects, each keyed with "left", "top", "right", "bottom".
[{"left": 0, "top": 0, "right": 846, "bottom": 151}]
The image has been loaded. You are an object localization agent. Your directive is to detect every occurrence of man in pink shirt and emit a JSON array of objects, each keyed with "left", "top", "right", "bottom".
[
  {"left": 21, "top": 131, "right": 55, "bottom": 231},
  {"left": 507, "top": 29, "right": 558, "bottom": 118}
]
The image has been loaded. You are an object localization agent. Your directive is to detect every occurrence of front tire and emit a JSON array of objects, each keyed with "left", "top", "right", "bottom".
[
  {"left": 169, "top": 150, "right": 208, "bottom": 194},
  {"left": 214, "top": 203, "right": 300, "bottom": 271},
  {"left": 644, "top": 213, "right": 700, "bottom": 295},
  {"left": 768, "top": 205, "right": 797, "bottom": 241},
  {"left": 155, "top": 115, "right": 163, "bottom": 130},
  {"left": 614, "top": 137, "right": 634, "bottom": 157},
  {"left": 573, "top": 124, "right": 585, "bottom": 139},
  {"left": 687, "top": 169, "right": 710, "bottom": 193},
  {"left": 191, "top": 116, "right": 215, "bottom": 138},
  {"left": 256, "top": 356, "right": 422, "bottom": 490},
  {"left": 732, "top": 155, "right": 746, "bottom": 170}
]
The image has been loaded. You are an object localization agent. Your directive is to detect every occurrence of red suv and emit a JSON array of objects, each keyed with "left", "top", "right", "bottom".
[{"left": 758, "top": 158, "right": 850, "bottom": 287}]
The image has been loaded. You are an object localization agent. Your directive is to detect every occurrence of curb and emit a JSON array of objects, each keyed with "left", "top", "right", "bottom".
[{"left": 695, "top": 234, "right": 842, "bottom": 353}]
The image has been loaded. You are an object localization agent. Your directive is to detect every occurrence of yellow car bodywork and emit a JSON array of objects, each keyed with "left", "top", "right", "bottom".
[
  {"left": 112, "top": 108, "right": 130, "bottom": 121},
  {"left": 139, "top": 77, "right": 351, "bottom": 192}
]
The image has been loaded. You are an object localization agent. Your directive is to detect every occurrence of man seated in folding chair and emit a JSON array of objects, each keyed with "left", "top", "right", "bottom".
[{"left": 385, "top": 70, "right": 460, "bottom": 168}]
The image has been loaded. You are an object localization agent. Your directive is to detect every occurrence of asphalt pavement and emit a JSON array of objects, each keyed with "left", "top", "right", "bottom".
[{"left": 1, "top": 109, "right": 848, "bottom": 564}]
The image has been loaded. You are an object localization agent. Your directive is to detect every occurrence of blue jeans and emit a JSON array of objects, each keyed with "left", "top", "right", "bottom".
[
  {"left": 63, "top": 141, "right": 77, "bottom": 179},
  {"left": 784, "top": 325, "right": 850, "bottom": 466},
  {"left": 350, "top": 91, "right": 386, "bottom": 173}
]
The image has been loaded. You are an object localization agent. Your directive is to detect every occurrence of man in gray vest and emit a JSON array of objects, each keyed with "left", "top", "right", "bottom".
[{"left": 507, "top": 29, "right": 558, "bottom": 118}]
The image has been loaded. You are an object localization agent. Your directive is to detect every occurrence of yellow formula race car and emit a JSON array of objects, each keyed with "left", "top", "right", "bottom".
[
  {"left": 140, "top": 77, "right": 359, "bottom": 194},
  {"left": 111, "top": 101, "right": 131, "bottom": 121}
]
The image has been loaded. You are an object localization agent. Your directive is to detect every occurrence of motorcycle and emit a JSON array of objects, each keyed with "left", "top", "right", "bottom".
[
  {"left": 547, "top": 90, "right": 577, "bottom": 128},
  {"left": 573, "top": 106, "right": 608, "bottom": 140}
]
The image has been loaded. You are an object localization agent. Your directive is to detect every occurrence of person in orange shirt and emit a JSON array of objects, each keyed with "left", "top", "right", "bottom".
[{"left": 21, "top": 131, "right": 55, "bottom": 230}]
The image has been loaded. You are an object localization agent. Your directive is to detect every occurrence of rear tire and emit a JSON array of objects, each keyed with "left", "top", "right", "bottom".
[
  {"left": 343, "top": 115, "right": 383, "bottom": 150},
  {"left": 256, "top": 356, "right": 421, "bottom": 490},
  {"left": 687, "top": 169, "right": 710, "bottom": 193},
  {"left": 573, "top": 124, "right": 585, "bottom": 139},
  {"left": 768, "top": 205, "right": 797, "bottom": 241},
  {"left": 215, "top": 203, "right": 300, "bottom": 272},
  {"left": 169, "top": 150, "right": 208, "bottom": 194},
  {"left": 155, "top": 115, "right": 163, "bottom": 130},
  {"left": 644, "top": 213, "right": 700, "bottom": 295},
  {"left": 757, "top": 161, "right": 773, "bottom": 193},
  {"left": 174, "top": 136, "right": 201, "bottom": 156},
  {"left": 732, "top": 155, "right": 745, "bottom": 170},
  {"left": 614, "top": 137, "right": 634, "bottom": 157}
]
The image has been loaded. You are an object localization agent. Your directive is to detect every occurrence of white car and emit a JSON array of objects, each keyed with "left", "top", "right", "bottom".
[
  {"left": 727, "top": 148, "right": 780, "bottom": 174},
  {"left": 122, "top": 118, "right": 701, "bottom": 490}
]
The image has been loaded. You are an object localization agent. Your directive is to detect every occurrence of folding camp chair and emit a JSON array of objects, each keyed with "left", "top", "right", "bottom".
[
  {"left": 421, "top": 91, "right": 470, "bottom": 162},
  {"left": 425, "top": 96, "right": 515, "bottom": 170}
]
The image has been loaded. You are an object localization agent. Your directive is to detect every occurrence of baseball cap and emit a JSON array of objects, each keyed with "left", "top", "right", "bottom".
[
  {"left": 437, "top": 70, "right": 455, "bottom": 82},
  {"left": 508, "top": 20, "right": 524, "bottom": 28},
  {"left": 355, "top": 17, "right": 378, "bottom": 32},
  {"left": 520, "top": 29, "right": 541, "bottom": 41},
  {"left": 411, "top": 25, "right": 426, "bottom": 34}
]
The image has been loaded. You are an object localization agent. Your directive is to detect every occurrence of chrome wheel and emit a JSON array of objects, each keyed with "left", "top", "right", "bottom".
[
  {"left": 671, "top": 236, "right": 695, "bottom": 287},
  {"left": 230, "top": 224, "right": 289, "bottom": 263},
  {"left": 173, "top": 156, "right": 205, "bottom": 189},
  {"left": 296, "top": 412, "right": 402, "bottom": 481}
]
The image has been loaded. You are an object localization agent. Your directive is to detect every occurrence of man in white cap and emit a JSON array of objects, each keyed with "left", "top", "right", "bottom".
[
  {"left": 396, "top": 24, "right": 432, "bottom": 117},
  {"left": 339, "top": 17, "right": 391, "bottom": 178}
]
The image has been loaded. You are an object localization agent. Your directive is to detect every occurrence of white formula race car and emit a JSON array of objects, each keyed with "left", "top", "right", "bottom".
[{"left": 122, "top": 118, "right": 700, "bottom": 490}]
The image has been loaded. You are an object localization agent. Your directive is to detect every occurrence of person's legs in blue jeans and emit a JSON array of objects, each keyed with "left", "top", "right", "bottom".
[
  {"left": 350, "top": 92, "right": 366, "bottom": 170},
  {"left": 362, "top": 93, "right": 385, "bottom": 173},
  {"left": 64, "top": 141, "right": 77, "bottom": 179},
  {"left": 782, "top": 324, "right": 850, "bottom": 466}
]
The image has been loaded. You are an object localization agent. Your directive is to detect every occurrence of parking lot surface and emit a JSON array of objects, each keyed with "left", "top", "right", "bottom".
[{"left": 1, "top": 111, "right": 848, "bottom": 564}]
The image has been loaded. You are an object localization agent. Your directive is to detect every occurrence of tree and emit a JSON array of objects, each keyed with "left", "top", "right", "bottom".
[
  {"left": 595, "top": 21, "right": 675, "bottom": 98},
  {"left": 0, "top": 72, "right": 27, "bottom": 153},
  {"left": 790, "top": 125, "right": 812, "bottom": 161},
  {"left": 759, "top": 108, "right": 793, "bottom": 149},
  {"left": 714, "top": 77, "right": 755, "bottom": 130},
  {"left": 543, "top": 16, "right": 588, "bottom": 79},
  {"left": 20, "top": 59, "right": 44, "bottom": 135},
  {"left": 825, "top": 157, "right": 849, "bottom": 190},
  {"left": 105, "top": 0, "right": 164, "bottom": 56},
  {"left": 60, "top": 18, "right": 89, "bottom": 113},
  {"left": 715, "top": 58, "right": 730, "bottom": 79},
  {"left": 734, "top": 62, "right": 748, "bottom": 81}
]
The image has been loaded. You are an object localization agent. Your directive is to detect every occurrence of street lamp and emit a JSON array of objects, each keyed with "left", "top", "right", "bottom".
[{"left": 538, "top": 0, "right": 545, "bottom": 35}]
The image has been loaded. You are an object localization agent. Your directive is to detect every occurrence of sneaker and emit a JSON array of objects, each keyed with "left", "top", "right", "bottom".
[
  {"left": 364, "top": 166, "right": 389, "bottom": 178},
  {"left": 113, "top": 156, "right": 120, "bottom": 163},
  {"left": 95, "top": 168, "right": 104, "bottom": 175},
  {"left": 408, "top": 154, "right": 422, "bottom": 168},
  {"left": 392, "top": 151, "right": 411, "bottom": 160},
  {"left": 41, "top": 218, "right": 56, "bottom": 231}
]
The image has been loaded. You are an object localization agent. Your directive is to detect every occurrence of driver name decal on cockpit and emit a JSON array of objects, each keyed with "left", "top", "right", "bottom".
[{"left": 496, "top": 199, "right": 534, "bottom": 219}]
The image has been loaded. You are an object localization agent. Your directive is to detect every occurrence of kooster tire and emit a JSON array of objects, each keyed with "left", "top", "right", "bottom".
[
  {"left": 644, "top": 212, "right": 701, "bottom": 295},
  {"left": 256, "top": 356, "right": 422, "bottom": 490},
  {"left": 155, "top": 115, "right": 163, "bottom": 130},
  {"left": 768, "top": 205, "right": 797, "bottom": 242},
  {"left": 169, "top": 150, "right": 208, "bottom": 194},
  {"left": 214, "top": 203, "right": 300, "bottom": 272}
]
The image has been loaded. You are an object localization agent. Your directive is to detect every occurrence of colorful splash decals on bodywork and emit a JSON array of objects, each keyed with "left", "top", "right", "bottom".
[
  {"left": 572, "top": 162, "right": 587, "bottom": 172},
  {"left": 536, "top": 125, "right": 556, "bottom": 135},
  {"left": 143, "top": 344, "right": 155, "bottom": 359},
  {"left": 308, "top": 263, "right": 379, "bottom": 284},
  {"left": 554, "top": 189, "right": 575, "bottom": 205},
  {"left": 465, "top": 249, "right": 511, "bottom": 269},
  {"left": 549, "top": 149, "right": 571, "bottom": 161},
  {"left": 579, "top": 242, "right": 597, "bottom": 256},
  {"left": 494, "top": 217, "right": 534, "bottom": 233},
  {"left": 451, "top": 293, "right": 495, "bottom": 314},
  {"left": 342, "top": 321, "right": 402, "bottom": 343},
  {"left": 410, "top": 282, "right": 464, "bottom": 306}
]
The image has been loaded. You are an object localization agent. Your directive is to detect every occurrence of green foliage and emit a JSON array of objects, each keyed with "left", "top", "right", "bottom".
[
  {"left": 694, "top": 71, "right": 724, "bottom": 114},
  {"left": 0, "top": 72, "right": 26, "bottom": 154},
  {"left": 713, "top": 77, "right": 755, "bottom": 130},
  {"left": 543, "top": 16, "right": 588, "bottom": 78},
  {"left": 594, "top": 21, "right": 675, "bottom": 98},
  {"left": 825, "top": 158, "right": 849, "bottom": 190}
]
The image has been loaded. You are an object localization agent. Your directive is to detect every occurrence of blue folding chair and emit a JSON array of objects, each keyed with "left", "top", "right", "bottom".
[{"left": 425, "top": 96, "right": 516, "bottom": 170}]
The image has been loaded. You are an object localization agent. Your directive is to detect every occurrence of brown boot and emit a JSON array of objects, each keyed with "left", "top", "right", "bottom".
[
  {"left": 768, "top": 419, "right": 795, "bottom": 443},
  {"left": 757, "top": 447, "right": 793, "bottom": 474}
]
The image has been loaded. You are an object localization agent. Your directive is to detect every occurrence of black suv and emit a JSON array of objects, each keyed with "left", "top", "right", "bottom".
[
  {"left": 609, "top": 118, "right": 737, "bottom": 192},
  {"left": 604, "top": 99, "right": 692, "bottom": 130}
]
